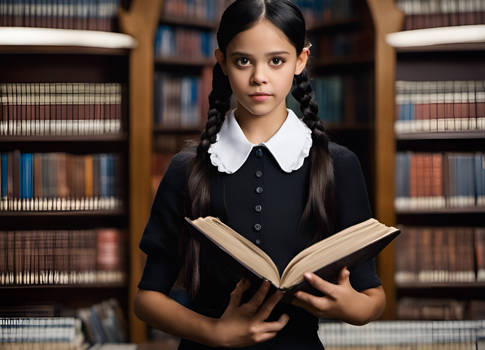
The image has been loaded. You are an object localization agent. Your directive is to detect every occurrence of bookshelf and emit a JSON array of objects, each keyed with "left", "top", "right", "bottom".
[
  {"left": 0, "top": 17, "right": 137, "bottom": 348},
  {"left": 379, "top": 1, "right": 485, "bottom": 320}
]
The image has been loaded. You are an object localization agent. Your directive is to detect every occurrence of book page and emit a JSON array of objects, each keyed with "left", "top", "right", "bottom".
[
  {"left": 189, "top": 217, "right": 281, "bottom": 286},
  {"left": 280, "top": 220, "right": 398, "bottom": 288}
]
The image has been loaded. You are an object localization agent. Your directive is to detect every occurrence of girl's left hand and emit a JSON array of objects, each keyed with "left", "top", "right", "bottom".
[{"left": 291, "top": 267, "right": 385, "bottom": 325}]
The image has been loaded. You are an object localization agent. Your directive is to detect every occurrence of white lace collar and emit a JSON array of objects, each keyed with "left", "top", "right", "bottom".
[{"left": 208, "top": 108, "right": 313, "bottom": 174}]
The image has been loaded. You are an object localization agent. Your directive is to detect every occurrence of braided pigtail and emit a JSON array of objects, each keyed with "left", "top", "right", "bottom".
[
  {"left": 292, "top": 68, "right": 335, "bottom": 238},
  {"left": 183, "top": 63, "right": 232, "bottom": 295}
]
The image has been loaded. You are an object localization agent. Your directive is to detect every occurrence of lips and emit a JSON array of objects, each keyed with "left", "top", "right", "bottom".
[{"left": 249, "top": 92, "right": 272, "bottom": 102}]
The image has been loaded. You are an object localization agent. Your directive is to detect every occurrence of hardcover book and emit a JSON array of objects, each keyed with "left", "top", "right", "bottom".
[{"left": 185, "top": 216, "right": 400, "bottom": 292}]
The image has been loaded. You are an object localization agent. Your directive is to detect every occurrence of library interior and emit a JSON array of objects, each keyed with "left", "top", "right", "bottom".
[{"left": 0, "top": 0, "right": 484, "bottom": 349}]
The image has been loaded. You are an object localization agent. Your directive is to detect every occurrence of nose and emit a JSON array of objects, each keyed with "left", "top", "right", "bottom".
[{"left": 250, "top": 64, "right": 267, "bottom": 85}]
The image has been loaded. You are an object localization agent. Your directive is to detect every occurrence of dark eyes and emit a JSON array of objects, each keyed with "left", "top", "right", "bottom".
[
  {"left": 235, "top": 56, "right": 286, "bottom": 67},
  {"left": 237, "top": 57, "right": 250, "bottom": 66}
]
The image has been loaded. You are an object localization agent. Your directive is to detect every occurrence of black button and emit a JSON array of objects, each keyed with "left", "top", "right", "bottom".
[
  {"left": 255, "top": 186, "right": 263, "bottom": 194},
  {"left": 255, "top": 239, "right": 261, "bottom": 245},
  {"left": 254, "top": 223, "right": 262, "bottom": 231},
  {"left": 255, "top": 170, "right": 263, "bottom": 178},
  {"left": 255, "top": 148, "right": 263, "bottom": 158},
  {"left": 254, "top": 204, "right": 262, "bottom": 213}
]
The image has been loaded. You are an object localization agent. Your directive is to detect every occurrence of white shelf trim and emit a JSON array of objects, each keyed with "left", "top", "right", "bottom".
[
  {"left": 0, "top": 27, "right": 137, "bottom": 49},
  {"left": 386, "top": 25, "right": 485, "bottom": 51}
]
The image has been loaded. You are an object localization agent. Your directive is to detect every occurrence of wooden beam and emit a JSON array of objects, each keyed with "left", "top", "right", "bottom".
[
  {"left": 366, "top": 0, "right": 404, "bottom": 320},
  {"left": 119, "top": 0, "right": 164, "bottom": 343}
]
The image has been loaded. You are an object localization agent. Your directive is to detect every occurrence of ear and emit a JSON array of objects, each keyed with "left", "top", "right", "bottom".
[
  {"left": 295, "top": 47, "right": 310, "bottom": 75},
  {"left": 215, "top": 48, "right": 228, "bottom": 75}
]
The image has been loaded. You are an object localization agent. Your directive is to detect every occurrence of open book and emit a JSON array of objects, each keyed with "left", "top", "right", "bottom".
[{"left": 185, "top": 216, "right": 400, "bottom": 291}]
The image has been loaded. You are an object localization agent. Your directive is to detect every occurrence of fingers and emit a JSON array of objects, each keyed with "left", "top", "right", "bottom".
[
  {"left": 249, "top": 314, "right": 290, "bottom": 343},
  {"left": 337, "top": 267, "right": 350, "bottom": 285},
  {"left": 303, "top": 272, "right": 337, "bottom": 299},
  {"left": 255, "top": 289, "right": 284, "bottom": 321},
  {"left": 228, "top": 278, "right": 250, "bottom": 309},
  {"left": 259, "top": 313, "right": 290, "bottom": 333},
  {"left": 245, "top": 280, "right": 270, "bottom": 311}
]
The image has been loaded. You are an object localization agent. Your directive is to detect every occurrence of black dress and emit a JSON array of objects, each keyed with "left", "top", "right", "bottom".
[{"left": 138, "top": 141, "right": 382, "bottom": 350}]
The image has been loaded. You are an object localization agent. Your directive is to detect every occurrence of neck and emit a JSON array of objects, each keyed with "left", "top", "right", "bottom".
[{"left": 235, "top": 102, "right": 288, "bottom": 144}]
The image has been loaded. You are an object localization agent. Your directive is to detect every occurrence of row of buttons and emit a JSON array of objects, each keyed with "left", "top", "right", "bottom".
[{"left": 254, "top": 147, "right": 264, "bottom": 245}]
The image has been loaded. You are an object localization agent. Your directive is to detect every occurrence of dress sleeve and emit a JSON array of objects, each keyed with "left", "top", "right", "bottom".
[
  {"left": 331, "top": 144, "right": 382, "bottom": 291},
  {"left": 137, "top": 152, "right": 191, "bottom": 294}
]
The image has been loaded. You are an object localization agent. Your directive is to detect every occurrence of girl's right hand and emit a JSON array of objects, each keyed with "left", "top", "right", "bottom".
[{"left": 212, "top": 279, "right": 290, "bottom": 348}]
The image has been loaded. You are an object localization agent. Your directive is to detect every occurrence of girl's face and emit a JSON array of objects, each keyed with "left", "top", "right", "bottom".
[{"left": 216, "top": 20, "right": 308, "bottom": 121}]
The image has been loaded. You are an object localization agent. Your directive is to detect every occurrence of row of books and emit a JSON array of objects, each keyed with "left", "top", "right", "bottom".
[
  {"left": 318, "top": 320, "right": 485, "bottom": 349},
  {"left": 77, "top": 299, "right": 127, "bottom": 345},
  {"left": 0, "top": 0, "right": 121, "bottom": 31},
  {"left": 396, "top": 0, "right": 485, "bottom": 30},
  {"left": 289, "top": 74, "right": 373, "bottom": 125},
  {"left": 395, "top": 80, "right": 485, "bottom": 133},
  {"left": 0, "top": 83, "right": 124, "bottom": 136},
  {"left": 154, "top": 25, "right": 216, "bottom": 60},
  {"left": 1, "top": 152, "right": 123, "bottom": 212},
  {"left": 153, "top": 72, "right": 201, "bottom": 128},
  {"left": 398, "top": 298, "right": 485, "bottom": 321},
  {"left": 313, "top": 31, "right": 373, "bottom": 59},
  {"left": 292, "top": 0, "right": 353, "bottom": 27},
  {"left": 161, "top": 0, "right": 230, "bottom": 22},
  {"left": 0, "top": 299, "right": 127, "bottom": 347},
  {"left": 0, "top": 229, "right": 125, "bottom": 286},
  {"left": 394, "top": 226, "right": 485, "bottom": 284},
  {"left": 395, "top": 152, "right": 485, "bottom": 210},
  {"left": 0, "top": 317, "right": 84, "bottom": 346}
]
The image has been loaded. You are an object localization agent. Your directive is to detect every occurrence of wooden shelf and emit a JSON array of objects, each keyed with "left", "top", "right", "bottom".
[
  {"left": 155, "top": 56, "right": 215, "bottom": 67},
  {"left": 158, "top": 15, "right": 218, "bottom": 30},
  {"left": 0, "top": 209, "right": 126, "bottom": 217},
  {"left": 0, "top": 134, "right": 128, "bottom": 143},
  {"left": 386, "top": 25, "right": 485, "bottom": 52},
  {"left": 153, "top": 126, "right": 201, "bottom": 135},
  {"left": 308, "top": 17, "right": 360, "bottom": 31},
  {"left": 0, "top": 27, "right": 137, "bottom": 54},
  {"left": 396, "top": 130, "right": 485, "bottom": 140},
  {"left": 0, "top": 282, "right": 127, "bottom": 289},
  {"left": 396, "top": 281, "right": 485, "bottom": 289},
  {"left": 311, "top": 53, "right": 374, "bottom": 68},
  {"left": 396, "top": 207, "right": 485, "bottom": 215}
]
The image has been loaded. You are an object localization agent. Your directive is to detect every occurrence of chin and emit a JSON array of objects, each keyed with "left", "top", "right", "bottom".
[{"left": 239, "top": 103, "right": 278, "bottom": 117}]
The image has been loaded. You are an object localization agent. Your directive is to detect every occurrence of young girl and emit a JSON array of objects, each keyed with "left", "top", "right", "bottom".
[{"left": 135, "top": 1, "right": 386, "bottom": 349}]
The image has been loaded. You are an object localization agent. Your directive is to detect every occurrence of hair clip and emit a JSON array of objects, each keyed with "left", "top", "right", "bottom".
[{"left": 304, "top": 41, "right": 312, "bottom": 49}]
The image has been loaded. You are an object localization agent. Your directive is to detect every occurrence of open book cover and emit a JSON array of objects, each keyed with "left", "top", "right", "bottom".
[{"left": 184, "top": 216, "right": 400, "bottom": 294}]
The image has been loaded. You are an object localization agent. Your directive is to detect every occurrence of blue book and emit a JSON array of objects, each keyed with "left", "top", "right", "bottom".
[
  {"left": 1, "top": 153, "right": 7, "bottom": 199},
  {"left": 99, "top": 154, "right": 108, "bottom": 198},
  {"left": 22, "top": 153, "right": 33, "bottom": 199}
]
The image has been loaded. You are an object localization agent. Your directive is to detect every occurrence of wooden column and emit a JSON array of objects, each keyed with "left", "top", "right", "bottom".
[
  {"left": 119, "top": 0, "right": 163, "bottom": 342},
  {"left": 366, "top": 0, "right": 403, "bottom": 320}
]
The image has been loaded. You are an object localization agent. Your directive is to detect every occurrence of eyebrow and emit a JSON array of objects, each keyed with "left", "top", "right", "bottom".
[{"left": 230, "top": 51, "right": 291, "bottom": 57}]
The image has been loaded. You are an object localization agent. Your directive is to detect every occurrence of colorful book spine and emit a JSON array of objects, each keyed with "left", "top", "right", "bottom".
[
  {"left": 162, "top": 0, "right": 230, "bottom": 22},
  {"left": 153, "top": 72, "right": 201, "bottom": 128},
  {"left": 292, "top": 0, "right": 353, "bottom": 27},
  {"left": 0, "top": 83, "right": 123, "bottom": 136},
  {"left": 0, "top": 0, "right": 121, "bottom": 31},
  {"left": 318, "top": 320, "right": 485, "bottom": 347},
  {"left": 0, "top": 229, "right": 125, "bottom": 286},
  {"left": 288, "top": 72, "right": 373, "bottom": 125},
  {"left": 154, "top": 25, "right": 216, "bottom": 60},
  {"left": 395, "top": 152, "right": 485, "bottom": 210},
  {"left": 0, "top": 152, "right": 123, "bottom": 212},
  {"left": 395, "top": 80, "right": 485, "bottom": 134},
  {"left": 396, "top": 0, "right": 485, "bottom": 30},
  {"left": 395, "top": 226, "right": 480, "bottom": 284}
]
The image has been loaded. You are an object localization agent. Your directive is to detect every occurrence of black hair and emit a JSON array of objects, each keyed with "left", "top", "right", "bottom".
[{"left": 182, "top": 0, "right": 335, "bottom": 296}]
